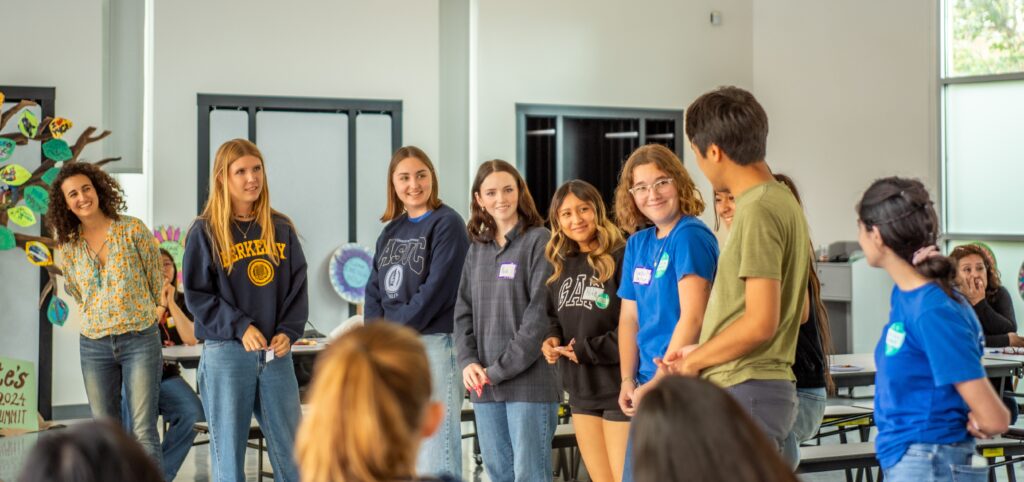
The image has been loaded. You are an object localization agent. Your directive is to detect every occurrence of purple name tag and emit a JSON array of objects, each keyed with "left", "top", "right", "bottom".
[{"left": 498, "top": 262, "right": 517, "bottom": 280}]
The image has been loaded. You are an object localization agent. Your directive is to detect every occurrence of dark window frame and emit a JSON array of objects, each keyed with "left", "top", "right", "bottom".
[
  {"left": 2, "top": 85, "right": 57, "bottom": 420},
  {"left": 196, "top": 94, "right": 403, "bottom": 243}
]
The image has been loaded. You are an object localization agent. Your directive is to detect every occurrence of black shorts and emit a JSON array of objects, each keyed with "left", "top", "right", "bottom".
[{"left": 571, "top": 406, "right": 630, "bottom": 422}]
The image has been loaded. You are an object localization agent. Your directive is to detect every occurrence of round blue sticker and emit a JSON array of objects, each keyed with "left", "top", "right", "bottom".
[
  {"left": 654, "top": 252, "right": 670, "bottom": 278},
  {"left": 884, "top": 322, "right": 905, "bottom": 356}
]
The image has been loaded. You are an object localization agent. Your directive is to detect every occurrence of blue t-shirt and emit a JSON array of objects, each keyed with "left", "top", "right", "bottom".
[
  {"left": 874, "top": 282, "right": 986, "bottom": 469},
  {"left": 617, "top": 216, "right": 719, "bottom": 383}
]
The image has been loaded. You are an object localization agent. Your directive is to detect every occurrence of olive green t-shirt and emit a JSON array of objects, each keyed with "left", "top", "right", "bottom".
[{"left": 700, "top": 180, "right": 810, "bottom": 387}]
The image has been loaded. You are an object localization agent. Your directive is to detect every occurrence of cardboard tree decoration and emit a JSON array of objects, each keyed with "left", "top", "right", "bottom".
[{"left": 0, "top": 94, "right": 121, "bottom": 322}]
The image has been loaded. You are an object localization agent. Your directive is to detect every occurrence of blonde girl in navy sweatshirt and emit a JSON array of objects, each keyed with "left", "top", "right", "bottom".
[
  {"left": 364, "top": 146, "right": 470, "bottom": 479},
  {"left": 183, "top": 138, "right": 308, "bottom": 482}
]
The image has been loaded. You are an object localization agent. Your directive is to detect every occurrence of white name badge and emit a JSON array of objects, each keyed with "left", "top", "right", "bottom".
[
  {"left": 633, "top": 267, "right": 652, "bottom": 286},
  {"left": 498, "top": 262, "right": 517, "bottom": 280},
  {"left": 582, "top": 286, "right": 604, "bottom": 302}
]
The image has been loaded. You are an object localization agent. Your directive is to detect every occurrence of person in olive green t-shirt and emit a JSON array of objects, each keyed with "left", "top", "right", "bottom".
[
  {"left": 659, "top": 86, "right": 809, "bottom": 468},
  {"left": 698, "top": 180, "right": 809, "bottom": 387}
]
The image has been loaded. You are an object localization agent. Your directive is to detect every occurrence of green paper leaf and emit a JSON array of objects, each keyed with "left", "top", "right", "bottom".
[
  {"left": 0, "top": 138, "right": 14, "bottom": 162},
  {"left": 48, "top": 296, "right": 69, "bottom": 326},
  {"left": 0, "top": 164, "right": 31, "bottom": 186},
  {"left": 23, "top": 185, "right": 50, "bottom": 214},
  {"left": 17, "top": 110, "right": 39, "bottom": 138},
  {"left": 0, "top": 226, "right": 14, "bottom": 251},
  {"left": 42, "top": 139, "right": 72, "bottom": 162},
  {"left": 6, "top": 205, "right": 36, "bottom": 227},
  {"left": 41, "top": 167, "right": 60, "bottom": 185}
]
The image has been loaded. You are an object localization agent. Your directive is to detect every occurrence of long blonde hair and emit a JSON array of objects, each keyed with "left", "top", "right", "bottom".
[
  {"left": 199, "top": 139, "right": 285, "bottom": 273},
  {"left": 613, "top": 144, "right": 705, "bottom": 234},
  {"left": 295, "top": 323, "right": 432, "bottom": 482},
  {"left": 545, "top": 180, "right": 625, "bottom": 285}
]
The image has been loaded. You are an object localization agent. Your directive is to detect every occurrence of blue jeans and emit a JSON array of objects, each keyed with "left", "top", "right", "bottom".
[
  {"left": 122, "top": 375, "right": 206, "bottom": 481},
  {"left": 80, "top": 324, "right": 163, "bottom": 469},
  {"left": 782, "top": 386, "right": 828, "bottom": 468},
  {"left": 884, "top": 441, "right": 987, "bottom": 482},
  {"left": 199, "top": 339, "right": 301, "bottom": 482},
  {"left": 473, "top": 401, "right": 558, "bottom": 482},
  {"left": 417, "top": 334, "right": 463, "bottom": 478}
]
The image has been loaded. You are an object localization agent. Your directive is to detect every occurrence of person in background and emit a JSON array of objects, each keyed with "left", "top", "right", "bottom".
[
  {"left": 950, "top": 243, "right": 1021, "bottom": 423},
  {"left": 48, "top": 162, "right": 164, "bottom": 468},
  {"left": 295, "top": 323, "right": 462, "bottom": 482},
  {"left": 950, "top": 244, "right": 1020, "bottom": 348},
  {"left": 184, "top": 138, "right": 308, "bottom": 482},
  {"left": 632, "top": 376, "right": 798, "bottom": 482},
  {"left": 455, "top": 160, "right": 560, "bottom": 482},
  {"left": 856, "top": 177, "right": 1008, "bottom": 481},
  {"left": 542, "top": 180, "right": 629, "bottom": 482},
  {"left": 122, "top": 248, "right": 206, "bottom": 481},
  {"left": 17, "top": 419, "right": 163, "bottom": 482},
  {"left": 364, "top": 146, "right": 469, "bottom": 479}
]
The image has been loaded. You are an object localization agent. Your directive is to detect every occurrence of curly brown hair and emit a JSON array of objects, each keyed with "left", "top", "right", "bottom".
[
  {"left": 950, "top": 243, "right": 1002, "bottom": 301},
  {"left": 613, "top": 144, "right": 705, "bottom": 234},
  {"left": 47, "top": 162, "right": 126, "bottom": 245}
]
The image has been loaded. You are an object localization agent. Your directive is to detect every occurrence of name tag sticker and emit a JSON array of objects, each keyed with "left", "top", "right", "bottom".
[
  {"left": 633, "top": 267, "right": 652, "bottom": 286},
  {"left": 498, "top": 262, "right": 517, "bottom": 280},
  {"left": 582, "top": 286, "right": 603, "bottom": 302},
  {"left": 884, "top": 322, "right": 905, "bottom": 356}
]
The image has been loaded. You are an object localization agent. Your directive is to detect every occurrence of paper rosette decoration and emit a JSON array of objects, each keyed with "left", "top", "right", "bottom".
[
  {"left": 329, "top": 243, "right": 374, "bottom": 304},
  {"left": 1018, "top": 259, "right": 1024, "bottom": 302},
  {"left": 153, "top": 225, "right": 185, "bottom": 285}
]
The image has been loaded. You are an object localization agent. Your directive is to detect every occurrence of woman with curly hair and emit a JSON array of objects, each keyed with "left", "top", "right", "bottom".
[
  {"left": 47, "top": 162, "right": 165, "bottom": 468},
  {"left": 950, "top": 243, "right": 1021, "bottom": 423},
  {"left": 541, "top": 180, "right": 629, "bottom": 482},
  {"left": 950, "top": 244, "right": 1020, "bottom": 348}
]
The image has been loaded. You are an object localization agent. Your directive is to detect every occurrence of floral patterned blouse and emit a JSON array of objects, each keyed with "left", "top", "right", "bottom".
[{"left": 59, "top": 215, "right": 163, "bottom": 339}]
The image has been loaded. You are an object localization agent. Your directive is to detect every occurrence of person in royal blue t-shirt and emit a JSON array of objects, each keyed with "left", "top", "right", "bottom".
[
  {"left": 613, "top": 145, "right": 718, "bottom": 482},
  {"left": 364, "top": 146, "right": 470, "bottom": 480},
  {"left": 856, "top": 177, "right": 1008, "bottom": 482},
  {"left": 613, "top": 144, "right": 719, "bottom": 412}
]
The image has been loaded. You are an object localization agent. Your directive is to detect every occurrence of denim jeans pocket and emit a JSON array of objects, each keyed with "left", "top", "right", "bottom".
[
  {"left": 950, "top": 463, "right": 988, "bottom": 482},
  {"left": 904, "top": 446, "right": 937, "bottom": 460}
]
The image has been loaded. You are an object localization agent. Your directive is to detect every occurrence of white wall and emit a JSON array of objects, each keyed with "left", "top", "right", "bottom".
[
  {"left": 1, "top": 0, "right": 107, "bottom": 408},
  {"left": 475, "top": 0, "right": 754, "bottom": 218},
  {"left": 753, "top": 0, "right": 938, "bottom": 247},
  {"left": 151, "top": 0, "right": 441, "bottom": 230}
]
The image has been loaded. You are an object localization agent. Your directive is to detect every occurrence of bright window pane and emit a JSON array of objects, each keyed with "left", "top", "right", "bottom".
[
  {"left": 256, "top": 111, "right": 350, "bottom": 331},
  {"left": 945, "top": 80, "right": 1024, "bottom": 234},
  {"left": 209, "top": 109, "right": 248, "bottom": 174},
  {"left": 946, "top": 0, "right": 1024, "bottom": 77},
  {"left": 354, "top": 113, "right": 392, "bottom": 249}
]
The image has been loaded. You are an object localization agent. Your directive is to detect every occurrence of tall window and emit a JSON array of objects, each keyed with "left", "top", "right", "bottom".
[{"left": 941, "top": 0, "right": 1024, "bottom": 314}]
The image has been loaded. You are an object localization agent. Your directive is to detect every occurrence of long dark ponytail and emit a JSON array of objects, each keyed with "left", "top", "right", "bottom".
[{"left": 856, "top": 177, "right": 956, "bottom": 298}]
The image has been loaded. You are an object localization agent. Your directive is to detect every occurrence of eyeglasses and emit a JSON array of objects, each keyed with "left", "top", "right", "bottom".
[{"left": 628, "top": 178, "right": 674, "bottom": 197}]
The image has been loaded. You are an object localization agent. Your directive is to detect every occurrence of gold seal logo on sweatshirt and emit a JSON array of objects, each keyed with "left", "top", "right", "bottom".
[{"left": 248, "top": 259, "right": 275, "bottom": 287}]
